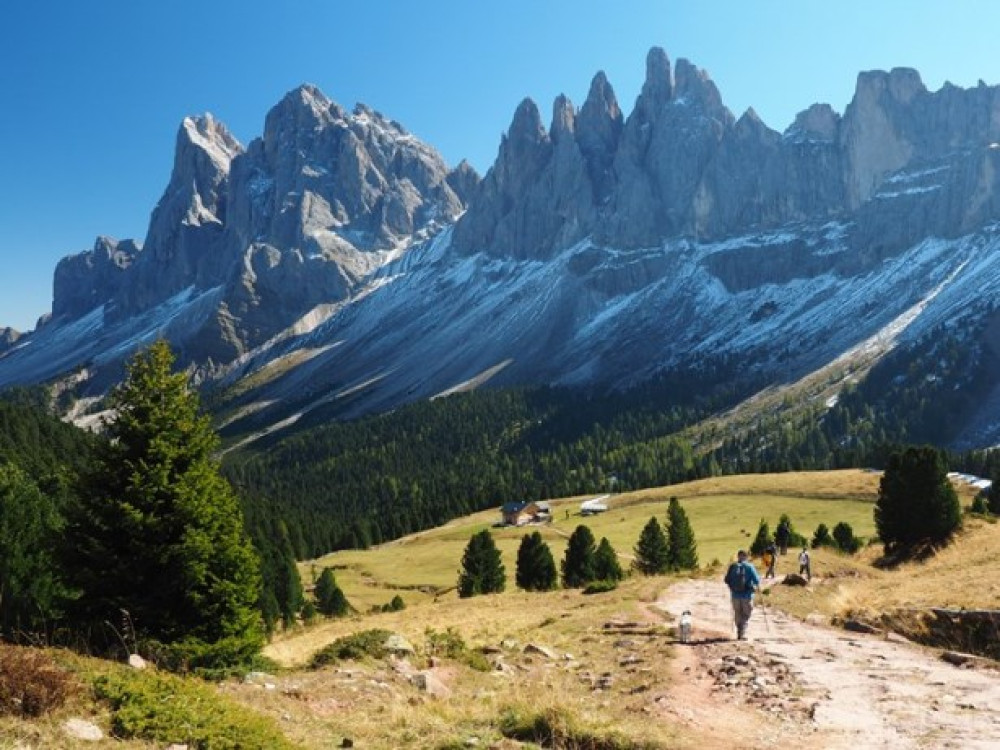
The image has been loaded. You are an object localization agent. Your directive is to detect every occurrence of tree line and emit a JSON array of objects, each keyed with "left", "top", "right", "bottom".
[{"left": 458, "top": 497, "right": 699, "bottom": 598}]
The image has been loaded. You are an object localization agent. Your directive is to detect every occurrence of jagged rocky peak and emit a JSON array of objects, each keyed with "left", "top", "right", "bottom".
[
  {"left": 785, "top": 103, "right": 840, "bottom": 142},
  {"left": 854, "top": 67, "right": 927, "bottom": 105},
  {"left": 578, "top": 71, "right": 623, "bottom": 147},
  {"left": 0, "top": 328, "right": 20, "bottom": 352},
  {"left": 446, "top": 159, "right": 480, "bottom": 205},
  {"left": 508, "top": 98, "right": 550, "bottom": 154},
  {"left": 180, "top": 114, "right": 243, "bottom": 173},
  {"left": 550, "top": 94, "right": 576, "bottom": 140},
  {"left": 673, "top": 57, "right": 727, "bottom": 115},
  {"left": 154, "top": 113, "right": 243, "bottom": 232},
  {"left": 52, "top": 236, "right": 141, "bottom": 319},
  {"left": 639, "top": 46, "right": 673, "bottom": 110}
]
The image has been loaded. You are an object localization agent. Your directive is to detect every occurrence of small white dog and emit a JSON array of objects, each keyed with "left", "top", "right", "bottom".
[{"left": 679, "top": 610, "right": 692, "bottom": 644}]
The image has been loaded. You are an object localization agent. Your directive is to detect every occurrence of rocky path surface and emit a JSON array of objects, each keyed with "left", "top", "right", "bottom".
[{"left": 657, "top": 578, "right": 1000, "bottom": 749}]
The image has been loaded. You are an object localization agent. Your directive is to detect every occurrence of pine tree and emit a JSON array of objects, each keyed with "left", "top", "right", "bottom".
[
  {"left": 750, "top": 519, "right": 771, "bottom": 556},
  {"left": 593, "top": 537, "right": 624, "bottom": 582},
  {"left": 315, "top": 568, "right": 350, "bottom": 616},
  {"left": 812, "top": 523, "right": 833, "bottom": 548},
  {"left": 988, "top": 466, "right": 1000, "bottom": 515},
  {"left": 633, "top": 517, "right": 670, "bottom": 575},
  {"left": 63, "top": 340, "right": 263, "bottom": 670},
  {"left": 515, "top": 531, "right": 557, "bottom": 591},
  {"left": 876, "top": 445, "right": 961, "bottom": 551},
  {"left": 665, "top": 497, "right": 698, "bottom": 571},
  {"left": 561, "top": 525, "right": 597, "bottom": 588},
  {"left": 832, "top": 522, "right": 861, "bottom": 553},
  {"left": 0, "top": 463, "right": 66, "bottom": 636},
  {"left": 458, "top": 529, "right": 506, "bottom": 597}
]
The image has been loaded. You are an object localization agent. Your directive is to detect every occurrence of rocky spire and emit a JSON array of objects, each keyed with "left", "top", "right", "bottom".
[{"left": 576, "top": 71, "right": 623, "bottom": 203}]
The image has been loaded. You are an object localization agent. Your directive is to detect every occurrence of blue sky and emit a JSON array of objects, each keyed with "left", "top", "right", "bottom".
[{"left": 2, "top": 0, "right": 1000, "bottom": 331}]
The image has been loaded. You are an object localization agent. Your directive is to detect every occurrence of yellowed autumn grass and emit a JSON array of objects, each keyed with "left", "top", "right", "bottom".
[{"left": 299, "top": 470, "right": 883, "bottom": 615}]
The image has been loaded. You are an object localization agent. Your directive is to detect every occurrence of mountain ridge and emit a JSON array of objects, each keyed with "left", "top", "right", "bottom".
[{"left": 2, "top": 47, "right": 1000, "bottom": 450}]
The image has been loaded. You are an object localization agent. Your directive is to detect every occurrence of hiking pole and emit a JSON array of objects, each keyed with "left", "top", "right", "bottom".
[{"left": 759, "top": 589, "right": 770, "bottom": 634}]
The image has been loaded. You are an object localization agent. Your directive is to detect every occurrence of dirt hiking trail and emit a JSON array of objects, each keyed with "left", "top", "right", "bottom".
[{"left": 656, "top": 578, "right": 1000, "bottom": 749}]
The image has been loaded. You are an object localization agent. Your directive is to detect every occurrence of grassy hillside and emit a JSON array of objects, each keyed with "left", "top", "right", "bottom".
[
  {"left": 2, "top": 470, "right": 991, "bottom": 749},
  {"left": 298, "top": 470, "right": 881, "bottom": 613}
]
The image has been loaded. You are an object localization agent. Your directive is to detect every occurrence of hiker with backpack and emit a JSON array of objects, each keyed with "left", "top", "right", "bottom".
[{"left": 724, "top": 549, "right": 761, "bottom": 640}]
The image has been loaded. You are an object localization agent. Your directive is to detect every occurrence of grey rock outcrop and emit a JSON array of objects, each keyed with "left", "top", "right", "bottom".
[
  {"left": 0, "top": 327, "right": 19, "bottom": 354},
  {"left": 52, "top": 236, "right": 140, "bottom": 319}
]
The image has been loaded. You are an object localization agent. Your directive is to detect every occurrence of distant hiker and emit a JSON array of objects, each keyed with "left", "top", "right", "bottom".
[
  {"left": 775, "top": 520, "right": 790, "bottom": 555},
  {"left": 723, "top": 549, "right": 761, "bottom": 640},
  {"left": 679, "top": 610, "right": 692, "bottom": 644},
  {"left": 763, "top": 543, "right": 777, "bottom": 579},
  {"left": 798, "top": 547, "right": 811, "bottom": 581}
]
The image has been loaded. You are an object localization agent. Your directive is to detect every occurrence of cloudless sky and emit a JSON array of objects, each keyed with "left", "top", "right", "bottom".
[{"left": 2, "top": 0, "right": 1000, "bottom": 331}]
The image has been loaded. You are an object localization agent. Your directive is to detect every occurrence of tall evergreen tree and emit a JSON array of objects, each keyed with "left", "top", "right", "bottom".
[
  {"left": 0, "top": 462, "right": 66, "bottom": 636},
  {"left": 988, "top": 466, "right": 1000, "bottom": 515},
  {"left": 876, "top": 445, "right": 961, "bottom": 551},
  {"left": 561, "top": 525, "right": 597, "bottom": 588},
  {"left": 665, "top": 497, "right": 698, "bottom": 571},
  {"left": 458, "top": 529, "right": 506, "bottom": 597},
  {"left": 633, "top": 517, "right": 670, "bottom": 575},
  {"left": 314, "top": 568, "right": 350, "bottom": 616},
  {"left": 63, "top": 340, "right": 263, "bottom": 670},
  {"left": 515, "top": 531, "right": 558, "bottom": 591},
  {"left": 593, "top": 537, "right": 624, "bottom": 582}
]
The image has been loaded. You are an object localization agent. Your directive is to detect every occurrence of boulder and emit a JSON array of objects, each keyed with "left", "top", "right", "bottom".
[{"left": 63, "top": 719, "right": 103, "bottom": 742}]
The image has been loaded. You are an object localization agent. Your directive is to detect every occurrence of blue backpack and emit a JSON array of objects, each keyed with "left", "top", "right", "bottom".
[{"left": 726, "top": 562, "right": 749, "bottom": 594}]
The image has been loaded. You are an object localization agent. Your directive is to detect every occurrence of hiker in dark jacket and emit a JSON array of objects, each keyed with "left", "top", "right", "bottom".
[
  {"left": 723, "top": 549, "right": 761, "bottom": 640},
  {"left": 775, "top": 520, "right": 790, "bottom": 555}
]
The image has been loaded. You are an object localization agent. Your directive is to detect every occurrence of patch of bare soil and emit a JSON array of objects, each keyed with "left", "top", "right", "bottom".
[{"left": 657, "top": 578, "right": 1000, "bottom": 749}]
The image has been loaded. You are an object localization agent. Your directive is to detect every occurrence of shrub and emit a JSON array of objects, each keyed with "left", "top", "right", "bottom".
[
  {"left": 970, "top": 495, "right": 989, "bottom": 515},
  {"left": 0, "top": 645, "right": 76, "bottom": 718},
  {"left": 498, "top": 705, "right": 664, "bottom": 749},
  {"left": 832, "top": 522, "right": 862, "bottom": 554},
  {"left": 425, "top": 627, "right": 491, "bottom": 672},
  {"left": 93, "top": 668, "right": 299, "bottom": 749},
  {"left": 310, "top": 629, "right": 393, "bottom": 668},
  {"left": 812, "top": 523, "right": 834, "bottom": 548},
  {"left": 582, "top": 580, "right": 619, "bottom": 595}
]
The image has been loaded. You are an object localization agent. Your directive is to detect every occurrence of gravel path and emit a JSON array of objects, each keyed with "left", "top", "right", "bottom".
[{"left": 657, "top": 578, "right": 1000, "bottom": 749}]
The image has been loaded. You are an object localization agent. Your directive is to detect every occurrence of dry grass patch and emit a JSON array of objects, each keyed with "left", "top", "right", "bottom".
[{"left": 256, "top": 576, "right": 688, "bottom": 748}]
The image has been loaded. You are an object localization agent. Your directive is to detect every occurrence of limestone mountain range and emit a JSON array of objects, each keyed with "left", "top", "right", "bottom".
[{"left": 2, "top": 48, "right": 999, "bottom": 449}]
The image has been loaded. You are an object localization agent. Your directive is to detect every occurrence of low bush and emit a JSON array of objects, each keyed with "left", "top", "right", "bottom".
[
  {"left": 583, "top": 579, "right": 619, "bottom": 595},
  {"left": 498, "top": 705, "right": 665, "bottom": 749},
  {"left": 0, "top": 645, "right": 76, "bottom": 718},
  {"left": 310, "top": 629, "right": 393, "bottom": 668},
  {"left": 425, "top": 627, "right": 491, "bottom": 672},
  {"left": 93, "top": 668, "right": 299, "bottom": 749}
]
